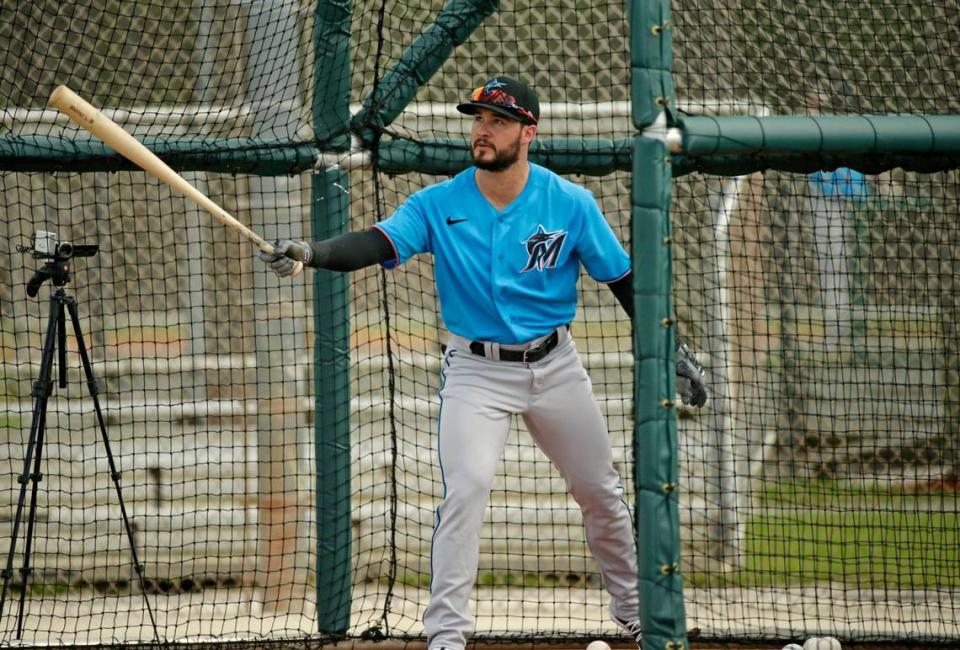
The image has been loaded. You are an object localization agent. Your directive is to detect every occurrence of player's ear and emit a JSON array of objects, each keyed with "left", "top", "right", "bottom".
[{"left": 521, "top": 123, "right": 537, "bottom": 144}]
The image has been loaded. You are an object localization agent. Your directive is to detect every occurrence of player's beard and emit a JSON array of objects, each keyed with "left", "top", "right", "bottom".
[{"left": 472, "top": 133, "right": 522, "bottom": 172}]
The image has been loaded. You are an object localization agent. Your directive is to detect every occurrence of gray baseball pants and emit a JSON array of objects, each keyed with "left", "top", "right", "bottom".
[{"left": 424, "top": 327, "right": 640, "bottom": 650}]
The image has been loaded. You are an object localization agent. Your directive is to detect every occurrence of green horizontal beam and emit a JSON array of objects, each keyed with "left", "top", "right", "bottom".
[
  {"left": 4, "top": 114, "right": 959, "bottom": 176},
  {"left": 671, "top": 151, "right": 960, "bottom": 177},
  {"left": 683, "top": 115, "right": 960, "bottom": 155},
  {"left": 0, "top": 135, "right": 318, "bottom": 175},
  {"left": 375, "top": 137, "right": 633, "bottom": 176},
  {"left": 0, "top": 134, "right": 632, "bottom": 176}
]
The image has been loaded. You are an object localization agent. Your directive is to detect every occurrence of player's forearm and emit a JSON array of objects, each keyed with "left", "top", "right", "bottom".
[
  {"left": 606, "top": 272, "right": 633, "bottom": 319},
  {"left": 306, "top": 229, "right": 394, "bottom": 271}
]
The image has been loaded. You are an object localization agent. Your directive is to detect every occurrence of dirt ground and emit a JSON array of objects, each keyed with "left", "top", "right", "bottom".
[{"left": 0, "top": 584, "right": 956, "bottom": 647}]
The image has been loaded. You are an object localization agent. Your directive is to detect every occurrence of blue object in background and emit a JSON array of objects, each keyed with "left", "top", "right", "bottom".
[{"left": 809, "top": 167, "right": 870, "bottom": 198}]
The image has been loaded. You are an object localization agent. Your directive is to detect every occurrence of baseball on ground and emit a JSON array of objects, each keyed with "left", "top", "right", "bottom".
[
  {"left": 586, "top": 641, "right": 612, "bottom": 650},
  {"left": 803, "top": 637, "right": 842, "bottom": 650}
]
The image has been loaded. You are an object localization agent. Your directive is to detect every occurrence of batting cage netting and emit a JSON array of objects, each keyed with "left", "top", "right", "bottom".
[{"left": 0, "top": 0, "right": 958, "bottom": 648}]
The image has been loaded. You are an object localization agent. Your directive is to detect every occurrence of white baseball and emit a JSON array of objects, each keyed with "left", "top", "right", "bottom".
[
  {"left": 821, "top": 637, "right": 841, "bottom": 650},
  {"left": 782, "top": 644, "right": 804, "bottom": 650},
  {"left": 803, "top": 637, "right": 841, "bottom": 650},
  {"left": 586, "top": 641, "right": 611, "bottom": 650},
  {"left": 665, "top": 127, "right": 683, "bottom": 152}
]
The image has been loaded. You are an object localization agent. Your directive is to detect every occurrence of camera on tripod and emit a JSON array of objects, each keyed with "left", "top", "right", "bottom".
[
  {"left": 3, "top": 231, "right": 157, "bottom": 641},
  {"left": 18, "top": 230, "right": 99, "bottom": 297},
  {"left": 24, "top": 230, "right": 99, "bottom": 261}
]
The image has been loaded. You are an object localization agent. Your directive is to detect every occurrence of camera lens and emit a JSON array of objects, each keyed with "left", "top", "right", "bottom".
[{"left": 58, "top": 242, "right": 73, "bottom": 257}]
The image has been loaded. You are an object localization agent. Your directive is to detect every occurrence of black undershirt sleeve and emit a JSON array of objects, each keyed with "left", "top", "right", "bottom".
[
  {"left": 606, "top": 272, "right": 633, "bottom": 319},
  {"left": 306, "top": 229, "right": 395, "bottom": 272}
]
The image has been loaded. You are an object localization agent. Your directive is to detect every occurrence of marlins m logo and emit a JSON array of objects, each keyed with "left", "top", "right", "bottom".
[{"left": 520, "top": 225, "right": 567, "bottom": 272}]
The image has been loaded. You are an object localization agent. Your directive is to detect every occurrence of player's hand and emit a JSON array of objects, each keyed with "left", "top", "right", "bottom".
[
  {"left": 258, "top": 240, "right": 311, "bottom": 277},
  {"left": 676, "top": 341, "right": 708, "bottom": 407}
]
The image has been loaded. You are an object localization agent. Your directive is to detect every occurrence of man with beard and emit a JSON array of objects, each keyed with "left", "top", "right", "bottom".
[{"left": 260, "top": 75, "right": 706, "bottom": 650}]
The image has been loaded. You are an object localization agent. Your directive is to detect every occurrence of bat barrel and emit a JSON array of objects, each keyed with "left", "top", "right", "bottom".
[{"left": 49, "top": 85, "right": 297, "bottom": 273}]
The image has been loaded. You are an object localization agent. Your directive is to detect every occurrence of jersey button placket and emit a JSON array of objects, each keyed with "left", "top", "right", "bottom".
[{"left": 491, "top": 216, "right": 513, "bottom": 329}]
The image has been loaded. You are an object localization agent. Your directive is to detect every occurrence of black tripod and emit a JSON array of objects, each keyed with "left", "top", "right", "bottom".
[{"left": 0, "top": 248, "right": 160, "bottom": 643}]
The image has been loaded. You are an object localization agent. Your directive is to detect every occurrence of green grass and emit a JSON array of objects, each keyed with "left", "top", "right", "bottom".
[
  {"left": 756, "top": 477, "right": 956, "bottom": 505},
  {"left": 744, "top": 509, "right": 959, "bottom": 588},
  {"left": 388, "top": 480, "right": 959, "bottom": 591},
  {"left": 0, "top": 414, "right": 21, "bottom": 428},
  {"left": 688, "top": 479, "right": 960, "bottom": 589}
]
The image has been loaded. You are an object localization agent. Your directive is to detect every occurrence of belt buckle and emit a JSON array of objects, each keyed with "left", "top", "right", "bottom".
[{"left": 523, "top": 336, "right": 547, "bottom": 362}]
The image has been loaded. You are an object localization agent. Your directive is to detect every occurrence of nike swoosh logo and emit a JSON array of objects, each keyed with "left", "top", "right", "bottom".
[{"left": 446, "top": 217, "right": 468, "bottom": 225}]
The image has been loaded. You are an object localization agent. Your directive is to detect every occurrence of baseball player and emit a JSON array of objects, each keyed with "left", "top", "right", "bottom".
[{"left": 261, "top": 76, "right": 707, "bottom": 650}]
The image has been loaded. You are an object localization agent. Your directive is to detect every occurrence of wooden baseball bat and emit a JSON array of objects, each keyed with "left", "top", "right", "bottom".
[{"left": 48, "top": 85, "right": 303, "bottom": 276}]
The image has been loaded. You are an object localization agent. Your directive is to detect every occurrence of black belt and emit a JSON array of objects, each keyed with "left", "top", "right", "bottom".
[{"left": 469, "top": 329, "right": 561, "bottom": 363}]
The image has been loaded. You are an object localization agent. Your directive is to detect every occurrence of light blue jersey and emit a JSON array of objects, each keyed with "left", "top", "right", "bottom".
[{"left": 373, "top": 163, "right": 630, "bottom": 344}]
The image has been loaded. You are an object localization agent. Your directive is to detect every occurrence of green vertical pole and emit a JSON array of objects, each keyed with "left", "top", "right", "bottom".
[
  {"left": 312, "top": 170, "right": 352, "bottom": 632},
  {"left": 632, "top": 137, "right": 687, "bottom": 650},
  {"left": 313, "top": 0, "right": 353, "bottom": 634},
  {"left": 630, "top": 0, "right": 675, "bottom": 129},
  {"left": 631, "top": 0, "right": 687, "bottom": 644}
]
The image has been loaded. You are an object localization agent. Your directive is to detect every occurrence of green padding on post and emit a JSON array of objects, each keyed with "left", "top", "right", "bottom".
[
  {"left": 351, "top": 0, "right": 499, "bottom": 142},
  {"left": 634, "top": 484, "right": 684, "bottom": 633},
  {"left": 631, "top": 136, "right": 688, "bottom": 650},
  {"left": 312, "top": 169, "right": 352, "bottom": 634},
  {"left": 632, "top": 207, "right": 665, "bottom": 262},
  {"left": 631, "top": 69, "right": 673, "bottom": 129},
  {"left": 633, "top": 295, "right": 665, "bottom": 345},
  {"left": 313, "top": 0, "right": 352, "bottom": 149},
  {"left": 630, "top": 0, "right": 673, "bottom": 127},
  {"left": 0, "top": 135, "right": 318, "bottom": 175}
]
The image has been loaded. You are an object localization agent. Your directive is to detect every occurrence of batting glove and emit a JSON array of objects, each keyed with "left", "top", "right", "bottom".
[
  {"left": 676, "top": 341, "right": 708, "bottom": 407},
  {"left": 258, "top": 240, "right": 312, "bottom": 277}
]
